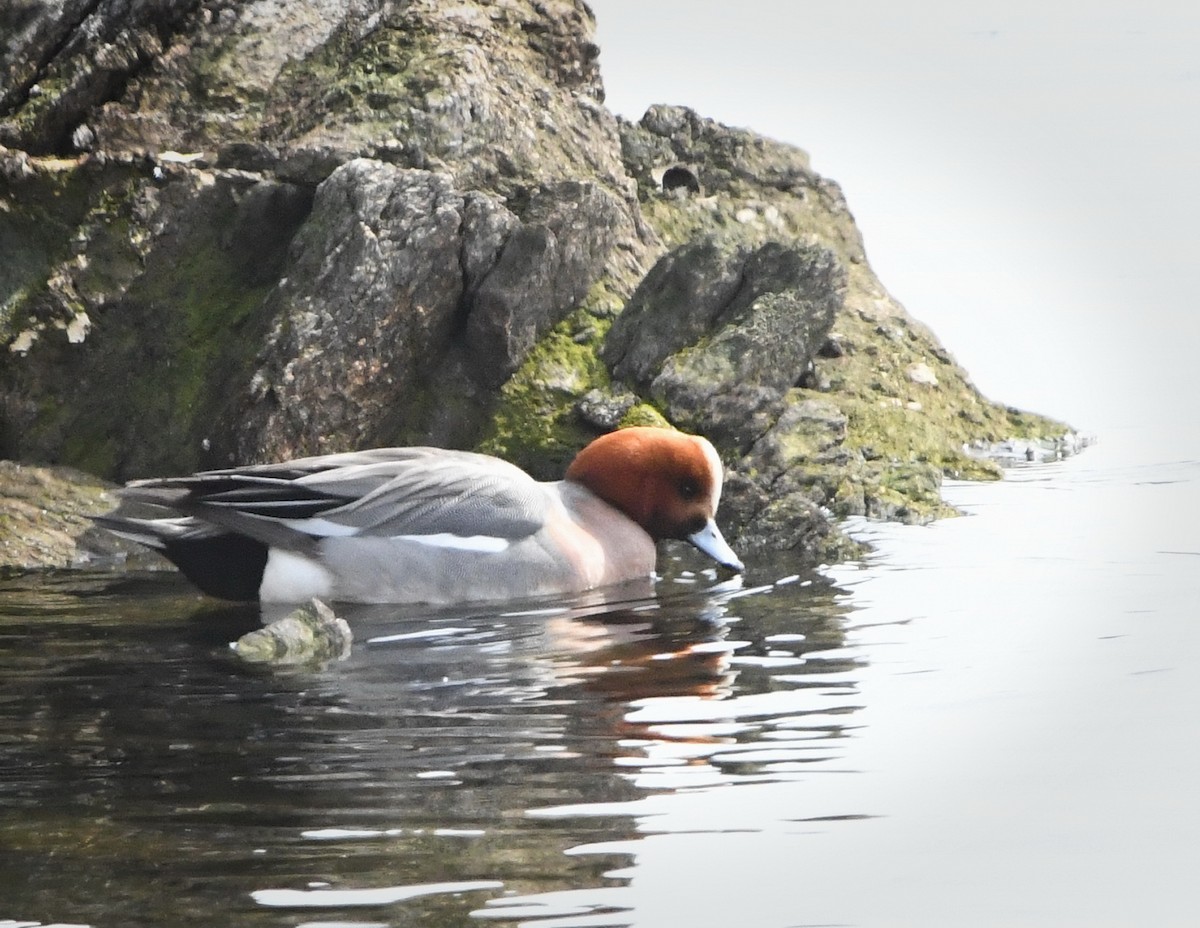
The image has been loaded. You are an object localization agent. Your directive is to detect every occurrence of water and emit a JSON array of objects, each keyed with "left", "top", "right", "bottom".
[{"left": 1, "top": 425, "right": 1196, "bottom": 927}]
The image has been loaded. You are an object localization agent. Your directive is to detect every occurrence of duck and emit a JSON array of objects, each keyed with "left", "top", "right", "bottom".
[{"left": 96, "top": 426, "right": 745, "bottom": 605}]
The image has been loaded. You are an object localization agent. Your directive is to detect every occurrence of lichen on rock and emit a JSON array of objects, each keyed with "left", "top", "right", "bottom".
[{"left": 604, "top": 236, "right": 846, "bottom": 453}]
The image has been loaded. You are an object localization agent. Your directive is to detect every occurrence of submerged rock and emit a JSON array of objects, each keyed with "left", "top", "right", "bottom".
[{"left": 232, "top": 598, "right": 352, "bottom": 666}]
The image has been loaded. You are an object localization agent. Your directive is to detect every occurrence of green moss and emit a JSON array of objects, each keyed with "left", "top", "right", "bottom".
[
  {"left": 642, "top": 197, "right": 724, "bottom": 249},
  {"left": 42, "top": 233, "right": 275, "bottom": 478},
  {"left": 878, "top": 462, "right": 952, "bottom": 517},
  {"left": 998, "top": 405, "right": 1072, "bottom": 441},
  {"left": 476, "top": 290, "right": 617, "bottom": 477},
  {"left": 174, "top": 9, "right": 455, "bottom": 144},
  {"left": 579, "top": 274, "right": 626, "bottom": 319},
  {"left": 168, "top": 247, "right": 273, "bottom": 411},
  {"left": 3, "top": 164, "right": 304, "bottom": 478},
  {"left": 0, "top": 161, "right": 95, "bottom": 340},
  {"left": 4, "top": 73, "right": 74, "bottom": 147},
  {"left": 945, "top": 454, "right": 1003, "bottom": 481},
  {"left": 109, "top": 226, "right": 274, "bottom": 471},
  {"left": 618, "top": 403, "right": 671, "bottom": 429},
  {"left": 269, "top": 12, "right": 453, "bottom": 143},
  {"left": 816, "top": 306, "right": 1069, "bottom": 469},
  {"left": 60, "top": 431, "right": 120, "bottom": 478}
]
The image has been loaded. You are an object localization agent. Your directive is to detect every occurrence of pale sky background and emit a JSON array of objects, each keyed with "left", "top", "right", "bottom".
[{"left": 588, "top": 1, "right": 1200, "bottom": 435}]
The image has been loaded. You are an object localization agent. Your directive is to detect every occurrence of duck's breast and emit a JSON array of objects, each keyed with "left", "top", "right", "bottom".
[{"left": 543, "top": 481, "right": 657, "bottom": 589}]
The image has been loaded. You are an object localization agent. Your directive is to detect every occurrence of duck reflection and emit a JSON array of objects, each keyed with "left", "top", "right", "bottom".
[
  {"left": 334, "top": 574, "right": 745, "bottom": 708},
  {"left": 537, "top": 596, "right": 740, "bottom": 704}
]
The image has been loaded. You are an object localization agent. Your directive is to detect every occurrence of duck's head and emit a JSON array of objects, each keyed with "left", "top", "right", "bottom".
[{"left": 565, "top": 426, "right": 745, "bottom": 573}]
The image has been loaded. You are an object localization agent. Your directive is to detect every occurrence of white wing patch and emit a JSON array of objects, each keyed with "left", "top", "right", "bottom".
[
  {"left": 393, "top": 532, "right": 510, "bottom": 553},
  {"left": 282, "top": 520, "right": 512, "bottom": 555},
  {"left": 282, "top": 517, "right": 361, "bottom": 537}
]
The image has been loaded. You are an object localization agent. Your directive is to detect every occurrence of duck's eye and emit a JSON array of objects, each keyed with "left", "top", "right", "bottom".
[{"left": 678, "top": 478, "right": 700, "bottom": 500}]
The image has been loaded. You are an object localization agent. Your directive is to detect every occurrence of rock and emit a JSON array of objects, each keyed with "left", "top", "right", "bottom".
[
  {"left": 1, "top": 1, "right": 629, "bottom": 197},
  {"left": 464, "top": 180, "right": 625, "bottom": 388},
  {"left": 575, "top": 388, "right": 637, "bottom": 431},
  {"left": 603, "top": 236, "right": 747, "bottom": 384},
  {"left": 720, "top": 398, "right": 855, "bottom": 555},
  {"left": 0, "top": 0, "right": 197, "bottom": 155},
  {"left": 235, "top": 164, "right": 624, "bottom": 460},
  {"left": 1, "top": 0, "right": 655, "bottom": 479},
  {"left": 235, "top": 161, "right": 489, "bottom": 460},
  {"left": 604, "top": 236, "right": 846, "bottom": 451},
  {"left": 908, "top": 362, "right": 939, "bottom": 386},
  {"left": 597, "top": 230, "right": 853, "bottom": 557},
  {"left": 0, "top": 4, "right": 1077, "bottom": 570},
  {"left": 964, "top": 432, "right": 1091, "bottom": 466},
  {"left": 0, "top": 459, "right": 155, "bottom": 569},
  {"left": 619, "top": 104, "right": 866, "bottom": 264},
  {"left": 614, "top": 104, "right": 1074, "bottom": 535},
  {"left": 1, "top": 159, "right": 313, "bottom": 477},
  {"left": 232, "top": 598, "right": 352, "bottom": 666}
]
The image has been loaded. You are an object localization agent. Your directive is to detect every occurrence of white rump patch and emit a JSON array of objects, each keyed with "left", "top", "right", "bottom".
[
  {"left": 394, "top": 532, "right": 510, "bottom": 553},
  {"left": 260, "top": 549, "right": 334, "bottom": 602}
]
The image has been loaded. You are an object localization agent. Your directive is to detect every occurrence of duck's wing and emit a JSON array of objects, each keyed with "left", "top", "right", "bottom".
[{"left": 118, "top": 448, "right": 549, "bottom": 550}]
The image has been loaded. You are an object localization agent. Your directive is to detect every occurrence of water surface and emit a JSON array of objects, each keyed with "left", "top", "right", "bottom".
[{"left": 1, "top": 425, "right": 1196, "bottom": 927}]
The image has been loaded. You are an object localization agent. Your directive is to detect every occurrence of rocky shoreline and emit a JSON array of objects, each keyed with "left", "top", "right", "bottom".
[
  {"left": 0, "top": 460, "right": 134, "bottom": 570},
  {"left": 0, "top": 0, "right": 1074, "bottom": 573}
]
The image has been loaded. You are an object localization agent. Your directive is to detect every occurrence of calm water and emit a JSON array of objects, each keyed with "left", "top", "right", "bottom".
[{"left": 1, "top": 425, "right": 1197, "bottom": 927}]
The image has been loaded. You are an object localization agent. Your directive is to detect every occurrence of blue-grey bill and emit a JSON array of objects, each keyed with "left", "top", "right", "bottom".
[{"left": 688, "top": 519, "right": 745, "bottom": 573}]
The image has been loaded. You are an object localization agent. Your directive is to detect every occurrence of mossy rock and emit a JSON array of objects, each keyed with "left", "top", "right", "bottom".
[
  {"left": 2, "top": 159, "right": 312, "bottom": 479},
  {"left": 618, "top": 107, "right": 1072, "bottom": 534},
  {"left": 475, "top": 288, "right": 617, "bottom": 479}
]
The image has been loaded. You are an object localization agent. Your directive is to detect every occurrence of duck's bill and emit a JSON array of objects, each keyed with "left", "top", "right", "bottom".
[{"left": 687, "top": 519, "right": 745, "bottom": 573}]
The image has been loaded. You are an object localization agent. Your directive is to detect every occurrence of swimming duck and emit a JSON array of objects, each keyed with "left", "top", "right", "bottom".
[{"left": 97, "top": 427, "right": 744, "bottom": 604}]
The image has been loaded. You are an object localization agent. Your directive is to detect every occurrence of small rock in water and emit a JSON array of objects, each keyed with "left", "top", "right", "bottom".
[{"left": 232, "top": 598, "right": 352, "bottom": 665}]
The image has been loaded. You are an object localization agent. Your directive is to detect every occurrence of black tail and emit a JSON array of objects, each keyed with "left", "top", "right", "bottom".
[{"left": 94, "top": 514, "right": 268, "bottom": 602}]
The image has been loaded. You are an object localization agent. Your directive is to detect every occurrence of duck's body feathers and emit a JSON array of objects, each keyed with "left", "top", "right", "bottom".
[{"left": 97, "top": 430, "right": 743, "bottom": 605}]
